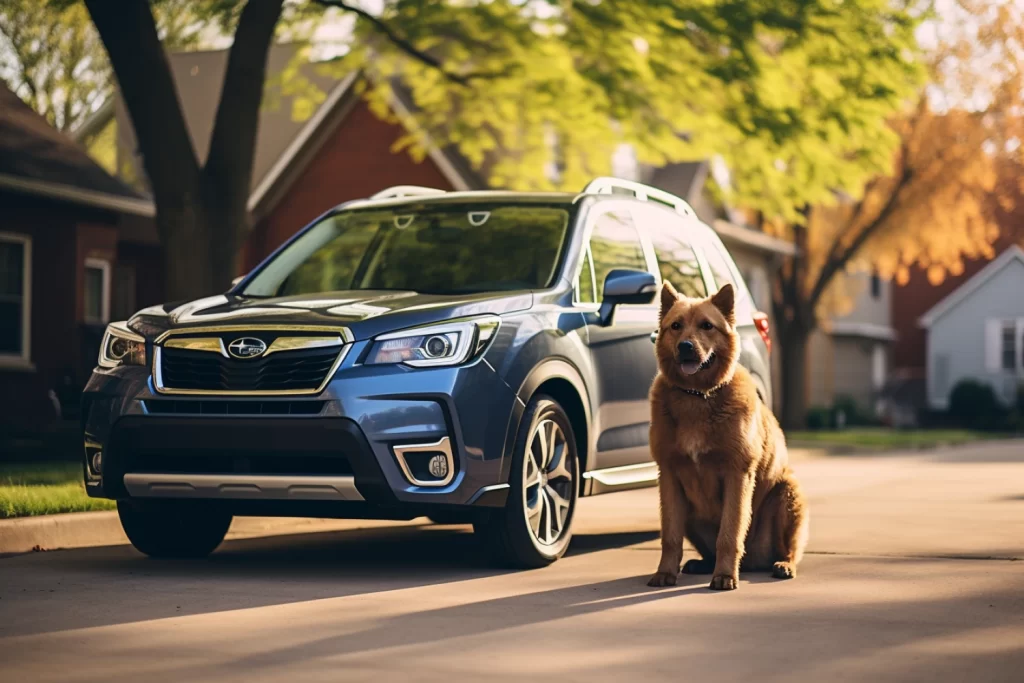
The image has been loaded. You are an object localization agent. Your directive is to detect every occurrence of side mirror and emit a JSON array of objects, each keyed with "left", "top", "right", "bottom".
[{"left": 599, "top": 268, "right": 657, "bottom": 325}]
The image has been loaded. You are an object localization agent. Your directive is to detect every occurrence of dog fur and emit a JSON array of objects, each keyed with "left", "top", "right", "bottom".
[{"left": 647, "top": 282, "right": 809, "bottom": 590}]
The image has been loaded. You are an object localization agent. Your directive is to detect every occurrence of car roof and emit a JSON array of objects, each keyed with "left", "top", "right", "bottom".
[{"left": 336, "top": 190, "right": 580, "bottom": 213}]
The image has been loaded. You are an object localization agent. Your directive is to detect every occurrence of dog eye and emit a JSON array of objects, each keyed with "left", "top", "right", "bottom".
[
  {"left": 670, "top": 321, "right": 681, "bottom": 331},
  {"left": 700, "top": 321, "right": 714, "bottom": 331}
]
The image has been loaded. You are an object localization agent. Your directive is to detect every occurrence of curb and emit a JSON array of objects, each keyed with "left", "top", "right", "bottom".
[{"left": 0, "top": 511, "right": 425, "bottom": 556}]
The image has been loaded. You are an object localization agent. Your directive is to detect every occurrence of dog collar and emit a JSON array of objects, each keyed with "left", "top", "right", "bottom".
[{"left": 680, "top": 386, "right": 721, "bottom": 400}]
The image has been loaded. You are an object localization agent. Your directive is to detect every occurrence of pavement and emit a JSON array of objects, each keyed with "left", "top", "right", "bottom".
[{"left": 0, "top": 440, "right": 1022, "bottom": 683}]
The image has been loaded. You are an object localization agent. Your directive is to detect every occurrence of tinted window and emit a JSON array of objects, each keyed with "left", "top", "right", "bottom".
[
  {"left": 589, "top": 210, "right": 647, "bottom": 301},
  {"left": 703, "top": 241, "right": 755, "bottom": 320},
  {"left": 577, "top": 247, "right": 596, "bottom": 304},
  {"left": 244, "top": 205, "right": 571, "bottom": 296},
  {"left": 648, "top": 230, "right": 706, "bottom": 299}
]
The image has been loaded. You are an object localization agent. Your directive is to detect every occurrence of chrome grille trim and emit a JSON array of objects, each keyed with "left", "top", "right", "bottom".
[{"left": 152, "top": 326, "right": 352, "bottom": 396}]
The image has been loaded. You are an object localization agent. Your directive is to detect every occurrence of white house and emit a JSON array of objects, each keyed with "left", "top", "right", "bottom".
[{"left": 919, "top": 245, "right": 1024, "bottom": 409}]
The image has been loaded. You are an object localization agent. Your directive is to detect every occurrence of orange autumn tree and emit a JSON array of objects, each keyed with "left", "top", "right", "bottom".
[{"left": 767, "top": 0, "right": 1024, "bottom": 428}]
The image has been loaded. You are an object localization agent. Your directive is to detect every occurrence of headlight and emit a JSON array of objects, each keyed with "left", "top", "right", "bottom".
[
  {"left": 98, "top": 322, "right": 147, "bottom": 368},
  {"left": 365, "top": 316, "right": 500, "bottom": 368}
]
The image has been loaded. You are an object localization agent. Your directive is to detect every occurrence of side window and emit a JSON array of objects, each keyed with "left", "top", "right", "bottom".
[
  {"left": 576, "top": 247, "right": 596, "bottom": 304},
  {"left": 647, "top": 227, "right": 706, "bottom": 299},
  {"left": 703, "top": 241, "right": 755, "bottom": 320},
  {"left": 589, "top": 210, "right": 647, "bottom": 301}
]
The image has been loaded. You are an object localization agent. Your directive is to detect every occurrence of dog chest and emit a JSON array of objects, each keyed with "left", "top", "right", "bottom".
[{"left": 673, "top": 460, "right": 724, "bottom": 521}]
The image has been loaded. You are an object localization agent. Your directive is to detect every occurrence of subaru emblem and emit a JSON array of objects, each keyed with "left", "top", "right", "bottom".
[{"left": 227, "top": 337, "right": 267, "bottom": 359}]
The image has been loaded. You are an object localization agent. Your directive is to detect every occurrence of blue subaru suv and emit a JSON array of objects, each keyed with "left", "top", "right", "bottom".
[{"left": 82, "top": 178, "right": 773, "bottom": 567}]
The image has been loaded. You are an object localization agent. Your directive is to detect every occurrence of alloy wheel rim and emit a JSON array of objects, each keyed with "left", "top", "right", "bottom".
[{"left": 523, "top": 418, "right": 574, "bottom": 546}]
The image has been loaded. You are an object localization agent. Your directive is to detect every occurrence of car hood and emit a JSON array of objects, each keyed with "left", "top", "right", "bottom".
[{"left": 128, "top": 290, "right": 534, "bottom": 341}]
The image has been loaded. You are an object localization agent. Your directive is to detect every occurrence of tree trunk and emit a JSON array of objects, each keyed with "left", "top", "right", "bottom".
[
  {"left": 86, "top": 0, "right": 282, "bottom": 302},
  {"left": 778, "top": 322, "right": 812, "bottom": 430}
]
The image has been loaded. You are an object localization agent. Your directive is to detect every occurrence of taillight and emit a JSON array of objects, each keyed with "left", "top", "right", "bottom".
[{"left": 753, "top": 312, "right": 771, "bottom": 353}]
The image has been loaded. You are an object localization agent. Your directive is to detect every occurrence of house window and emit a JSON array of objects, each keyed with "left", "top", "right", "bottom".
[
  {"left": 870, "top": 273, "right": 882, "bottom": 299},
  {"left": 872, "top": 344, "right": 887, "bottom": 390},
  {"left": 0, "top": 233, "right": 31, "bottom": 362},
  {"left": 988, "top": 318, "right": 1024, "bottom": 375},
  {"left": 84, "top": 258, "right": 111, "bottom": 325},
  {"left": 1002, "top": 322, "right": 1017, "bottom": 371}
]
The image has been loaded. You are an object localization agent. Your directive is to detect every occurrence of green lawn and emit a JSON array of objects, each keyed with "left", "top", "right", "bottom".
[
  {"left": 786, "top": 428, "right": 997, "bottom": 450},
  {"left": 0, "top": 461, "right": 115, "bottom": 519}
]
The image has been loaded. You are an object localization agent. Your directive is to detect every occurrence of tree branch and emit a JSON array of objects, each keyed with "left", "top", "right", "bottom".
[
  {"left": 84, "top": 0, "right": 200, "bottom": 204},
  {"left": 806, "top": 164, "right": 913, "bottom": 309},
  {"left": 313, "top": 0, "right": 509, "bottom": 85},
  {"left": 204, "top": 0, "right": 284, "bottom": 224}
]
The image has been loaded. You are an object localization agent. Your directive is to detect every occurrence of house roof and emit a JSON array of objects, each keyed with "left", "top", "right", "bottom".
[
  {"left": 918, "top": 244, "right": 1024, "bottom": 328},
  {"left": 0, "top": 84, "right": 153, "bottom": 216}
]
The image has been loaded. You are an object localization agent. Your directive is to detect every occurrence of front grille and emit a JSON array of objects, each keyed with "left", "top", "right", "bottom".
[
  {"left": 144, "top": 400, "right": 325, "bottom": 416},
  {"left": 159, "top": 346, "right": 340, "bottom": 392}
]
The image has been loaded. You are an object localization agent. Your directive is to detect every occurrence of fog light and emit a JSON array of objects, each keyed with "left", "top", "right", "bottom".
[
  {"left": 90, "top": 451, "right": 103, "bottom": 474},
  {"left": 428, "top": 454, "right": 449, "bottom": 479}
]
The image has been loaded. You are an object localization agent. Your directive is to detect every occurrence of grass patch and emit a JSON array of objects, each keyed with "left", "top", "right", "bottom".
[
  {"left": 786, "top": 428, "right": 995, "bottom": 450},
  {"left": 0, "top": 461, "right": 114, "bottom": 519}
]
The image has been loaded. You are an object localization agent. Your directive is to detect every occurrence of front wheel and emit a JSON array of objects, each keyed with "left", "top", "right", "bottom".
[
  {"left": 475, "top": 395, "right": 580, "bottom": 568},
  {"left": 118, "top": 499, "right": 232, "bottom": 558}
]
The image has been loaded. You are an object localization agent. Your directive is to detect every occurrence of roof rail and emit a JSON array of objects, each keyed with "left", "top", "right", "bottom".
[
  {"left": 371, "top": 185, "right": 447, "bottom": 200},
  {"left": 582, "top": 177, "right": 695, "bottom": 218}
]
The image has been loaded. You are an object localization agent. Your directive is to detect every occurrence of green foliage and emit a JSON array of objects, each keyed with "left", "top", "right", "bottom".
[
  {"left": 0, "top": 461, "right": 114, "bottom": 518},
  {"left": 0, "top": 0, "right": 208, "bottom": 132},
  {"left": 805, "top": 406, "right": 832, "bottom": 430},
  {"left": 805, "top": 394, "right": 877, "bottom": 429},
  {"left": 336, "top": 0, "right": 924, "bottom": 219},
  {"left": 787, "top": 428, "right": 993, "bottom": 449}
]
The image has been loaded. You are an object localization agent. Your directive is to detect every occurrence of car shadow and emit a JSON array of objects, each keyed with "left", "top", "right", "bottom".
[{"left": 0, "top": 523, "right": 660, "bottom": 638}]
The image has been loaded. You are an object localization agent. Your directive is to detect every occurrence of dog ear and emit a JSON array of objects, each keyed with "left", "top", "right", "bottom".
[
  {"left": 660, "top": 281, "right": 679, "bottom": 319},
  {"left": 710, "top": 284, "right": 735, "bottom": 325}
]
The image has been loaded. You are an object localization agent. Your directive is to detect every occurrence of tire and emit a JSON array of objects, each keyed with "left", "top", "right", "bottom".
[
  {"left": 118, "top": 499, "right": 232, "bottom": 559},
  {"left": 475, "top": 394, "right": 580, "bottom": 568}
]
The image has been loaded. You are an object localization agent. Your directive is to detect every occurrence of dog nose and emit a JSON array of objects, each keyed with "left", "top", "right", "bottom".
[{"left": 678, "top": 341, "right": 694, "bottom": 353}]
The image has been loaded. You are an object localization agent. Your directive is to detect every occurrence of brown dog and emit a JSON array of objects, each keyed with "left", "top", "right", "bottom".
[{"left": 647, "top": 282, "right": 808, "bottom": 590}]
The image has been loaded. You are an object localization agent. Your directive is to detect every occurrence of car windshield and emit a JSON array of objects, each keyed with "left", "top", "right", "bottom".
[{"left": 242, "top": 203, "right": 572, "bottom": 297}]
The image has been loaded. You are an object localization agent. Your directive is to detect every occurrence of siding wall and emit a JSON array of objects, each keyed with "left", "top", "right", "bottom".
[{"left": 926, "top": 258, "right": 1024, "bottom": 408}]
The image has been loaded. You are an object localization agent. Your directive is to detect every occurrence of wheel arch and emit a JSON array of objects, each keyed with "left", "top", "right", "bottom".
[{"left": 507, "top": 360, "right": 592, "bottom": 488}]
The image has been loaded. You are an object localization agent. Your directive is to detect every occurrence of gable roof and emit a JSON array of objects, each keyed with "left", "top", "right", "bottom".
[
  {"left": 918, "top": 245, "right": 1024, "bottom": 328},
  {"left": 0, "top": 84, "right": 153, "bottom": 216}
]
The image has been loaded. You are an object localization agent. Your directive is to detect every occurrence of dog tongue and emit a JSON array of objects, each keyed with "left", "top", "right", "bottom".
[{"left": 680, "top": 360, "right": 701, "bottom": 376}]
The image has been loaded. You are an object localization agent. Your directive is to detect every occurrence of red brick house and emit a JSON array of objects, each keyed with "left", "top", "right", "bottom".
[{"left": 0, "top": 84, "right": 155, "bottom": 431}]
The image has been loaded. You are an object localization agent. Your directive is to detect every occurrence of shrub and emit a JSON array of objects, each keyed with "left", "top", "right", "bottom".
[
  {"left": 805, "top": 406, "right": 832, "bottom": 430},
  {"left": 947, "top": 380, "right": 1006, "bottom": 430}
]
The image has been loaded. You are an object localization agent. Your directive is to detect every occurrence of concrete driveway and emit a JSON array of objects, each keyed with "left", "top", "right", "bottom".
[{"left": 1, "top": 440, "right": 1022, "bottom": 682}]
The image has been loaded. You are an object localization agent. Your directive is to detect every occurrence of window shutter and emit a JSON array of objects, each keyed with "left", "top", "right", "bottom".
[{"left": 985, "top": 319, "right": 1002, "bottom": 372}]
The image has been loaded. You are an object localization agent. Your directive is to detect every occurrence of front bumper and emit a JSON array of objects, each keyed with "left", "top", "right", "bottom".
[{"left": 81, "top": 347, "right": 518, "bottom": 514}]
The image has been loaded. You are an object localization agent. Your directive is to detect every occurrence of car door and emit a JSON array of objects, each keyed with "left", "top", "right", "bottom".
[{"left": 578, "top": 203, "right": 661, "bottom": 470}]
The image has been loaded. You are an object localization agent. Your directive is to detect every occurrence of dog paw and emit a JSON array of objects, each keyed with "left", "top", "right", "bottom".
[
  {"left": 681, "top": 558, "right": 715, "bottom": 575},
  {"left": 709, "top": 574, "right": 738, "bottom": 591},
  {"left": 772, "top": 562, "right": 796, "bottom": 579},
  {"left": 647, "top": 571, "right": 678, "bottom": 587}
]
